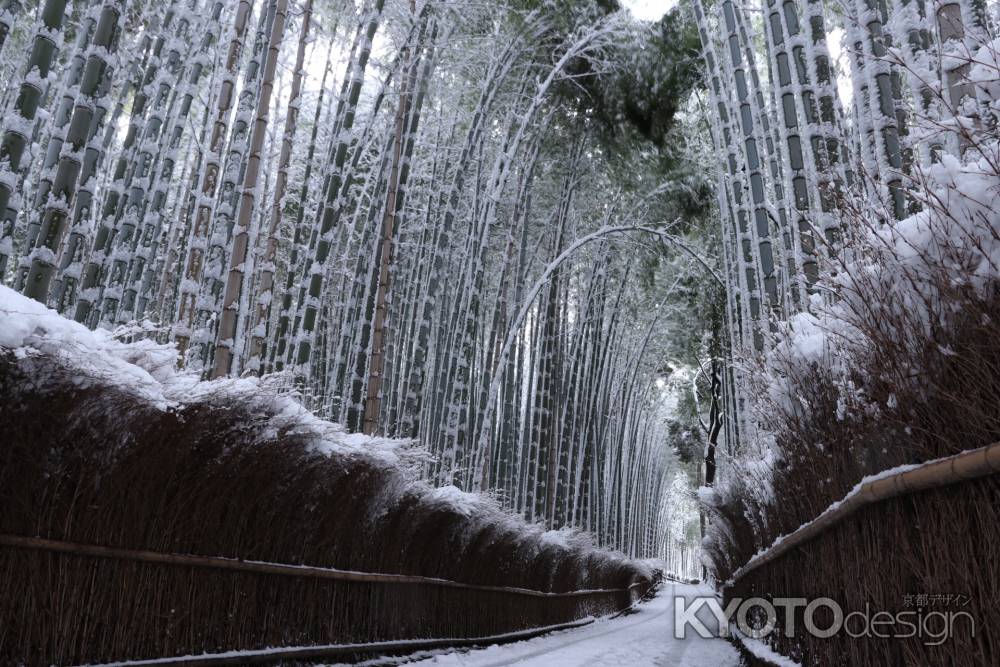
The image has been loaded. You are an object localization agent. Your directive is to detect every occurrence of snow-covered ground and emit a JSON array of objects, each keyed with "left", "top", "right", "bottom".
[{"left": 401, "top": 583, "right": 740, "bottom": 666}]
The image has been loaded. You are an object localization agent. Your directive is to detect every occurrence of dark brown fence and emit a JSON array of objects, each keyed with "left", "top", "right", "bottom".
[
  {"left": 0, "top": 352, "right": 652, "bottom": 666},
  {"left": 723, "top": 455, "right": 1000, "bottom": 666}
]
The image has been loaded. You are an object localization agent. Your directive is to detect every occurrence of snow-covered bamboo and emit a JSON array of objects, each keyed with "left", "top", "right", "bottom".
[
  {"left": 21, "top": 2, "right": 120, "bottom": 303},
  {"left": 245, "top": 0, "right": 314, "bottom": 375},
  {"left": 211, "top": 0, "right": 289, "bottom": 378},
  {"left": 173, "top": 0, "right": 255, "bottom": 362},
  {"left": 0, "top": 0, "right": 68, "bottom": 283}
]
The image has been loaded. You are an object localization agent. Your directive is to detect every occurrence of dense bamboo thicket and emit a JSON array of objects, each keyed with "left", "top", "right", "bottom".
[{"left": 0, "top": 0, "right": 713, "bottom": 563}]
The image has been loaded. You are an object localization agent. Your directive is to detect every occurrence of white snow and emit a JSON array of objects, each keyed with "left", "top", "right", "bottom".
[
  {"left": 425, "top": 485, "right": 499, "bottom": 517},
  {"left": 0, "top": 285, "right": 411, "bottom": 465},
  {"left": 971, "top": 39, "right": 1000, "bottom": 103},
  {"left": 392, "top": 584, "right": 740, "bottom": 667},
  {"left": 731, "top": 628, "right": 801, "bottom": 667}
]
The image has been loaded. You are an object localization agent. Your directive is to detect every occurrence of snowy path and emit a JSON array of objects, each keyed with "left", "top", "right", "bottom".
[{"left": 406, "top": 583, "right": 740, "bottom": 666}]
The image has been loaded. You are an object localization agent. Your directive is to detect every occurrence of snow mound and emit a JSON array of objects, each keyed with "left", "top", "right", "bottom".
[
  {"left": 426, "top": 485, "right": 501, "bottom": 517},
  {"left": 0, "top": 285, "right": 409, "bottom": 465}
]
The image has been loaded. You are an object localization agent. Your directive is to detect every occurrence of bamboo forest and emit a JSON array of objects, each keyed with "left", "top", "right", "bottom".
[{"left": 0, "top": 0, "right": 998, "bottom": 664}]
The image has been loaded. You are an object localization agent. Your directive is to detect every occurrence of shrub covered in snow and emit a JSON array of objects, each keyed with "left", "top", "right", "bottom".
[
  {"left": 0, "top": 286, "right": 650, "bottom": 664},
  {"left": 704, "top": 41, "right": 1000, "bottom": 582}
]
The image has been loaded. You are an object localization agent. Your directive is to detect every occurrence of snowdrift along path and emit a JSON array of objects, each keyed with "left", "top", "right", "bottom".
[{"left": 403, "top": 583, "right": 740, "bottom": 666}]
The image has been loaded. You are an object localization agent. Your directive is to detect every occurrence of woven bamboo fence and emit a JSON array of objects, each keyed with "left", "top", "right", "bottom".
[
  {"left": 0, "top": 352, "right": 652, "bottom": 666},
  {"left": 724, "top": 443, "right": 1000, "bottom": 666}
]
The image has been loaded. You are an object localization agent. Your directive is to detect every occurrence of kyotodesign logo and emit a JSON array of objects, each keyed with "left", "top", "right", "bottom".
[{"left": 673, "top": 596, "right": 976, "bottom": 646}]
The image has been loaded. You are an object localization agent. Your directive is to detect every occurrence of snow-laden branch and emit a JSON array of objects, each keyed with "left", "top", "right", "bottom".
[{"left": 475, "top": 223, "right": 723, "bottom": 463}]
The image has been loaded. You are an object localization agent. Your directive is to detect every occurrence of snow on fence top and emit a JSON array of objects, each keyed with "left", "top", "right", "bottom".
[
  {"left": 724, "top": 440, "right": 1000, "bottom": 587},
  {"left": 0, "top": 284, "right": 410, "bottom": 464}
]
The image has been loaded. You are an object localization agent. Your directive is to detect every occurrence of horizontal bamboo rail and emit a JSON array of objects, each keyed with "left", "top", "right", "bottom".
[
  {"left": 78, "top": 576, "right": 670, "bottom": 666},
  {"left": 0, "top": 535, "right": 653, "bottom": 666},
  {"left": 75, "top": 618, "right": 600, "bottom": 666},
  {"left": 726, "top": 440, "right": 1000, "bottom": 586},
  {"left": 0, "top": 534, "right": 645, "bottom": 599}
]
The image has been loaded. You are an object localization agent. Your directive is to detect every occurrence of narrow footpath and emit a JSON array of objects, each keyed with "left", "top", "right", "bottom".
[{"left": 407, "top": 583, "right": 741, "bottom": 666}]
